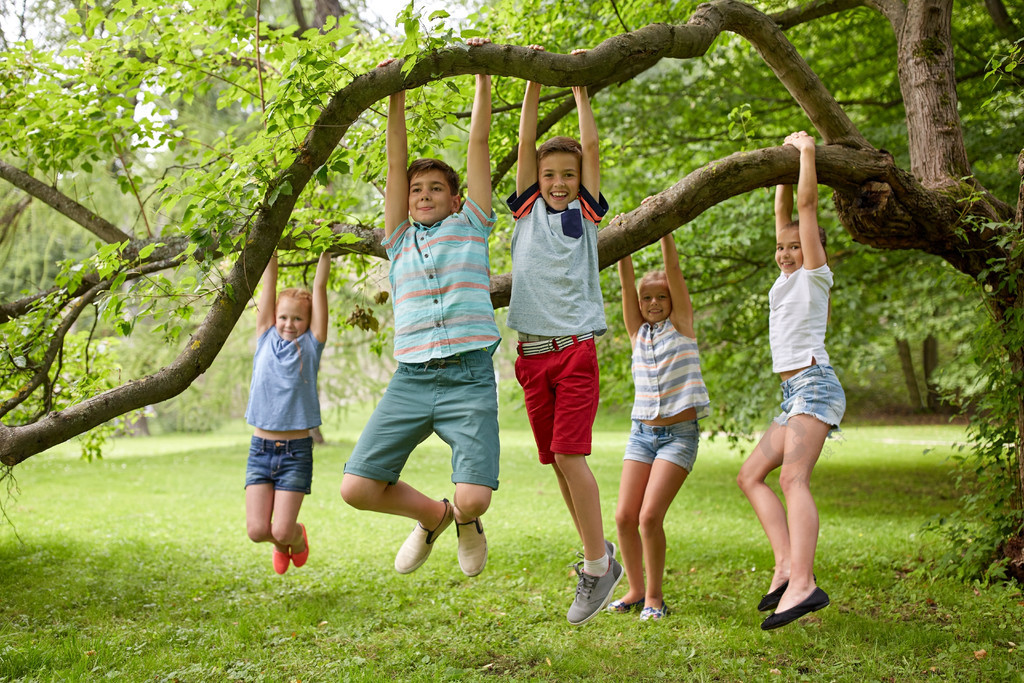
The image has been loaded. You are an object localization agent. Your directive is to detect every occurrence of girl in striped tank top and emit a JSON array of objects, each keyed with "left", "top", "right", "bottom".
[{"left": 607, "top": 233, "right": 710, "bottom": 621}]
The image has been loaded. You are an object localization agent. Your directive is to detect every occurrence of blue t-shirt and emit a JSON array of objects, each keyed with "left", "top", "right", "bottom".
[
  {"left": 245, "top": 327, "right": 325, "bottom": 431},
  {"left": 505, "top": 183, "right": 608, "bottom": 336}
]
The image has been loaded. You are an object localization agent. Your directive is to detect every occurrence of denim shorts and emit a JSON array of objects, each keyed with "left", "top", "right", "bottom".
[
  {"left": 245, "top": 436, "right": 313, "bottom": 494},
  {"left": 624, "top": 419, "right": 699, "bottom": 472},
  {"left": 773, "top": 364, "right": 846, "bottom": 435},
  {"left": 344, "top": 349, "right": 500, "bottom": 489}
]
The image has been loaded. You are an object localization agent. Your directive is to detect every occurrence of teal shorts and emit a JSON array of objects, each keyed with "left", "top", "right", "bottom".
[{"left": 344, "top": 349, "right": 500, "bottom": 490}]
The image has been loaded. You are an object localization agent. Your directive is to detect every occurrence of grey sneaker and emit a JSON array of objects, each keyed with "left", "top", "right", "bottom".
[
  {"left": 456, "top": 518, "right": 487, "bottom": 577},
  {"left": 394, "top": 499, "right": 453, "bottom": 574},
  {"left": 605, "top": 539, "right": 616, "bottom": 562},
  {"left": 567, "top": 557, "right": 623, "bottom": 626}
]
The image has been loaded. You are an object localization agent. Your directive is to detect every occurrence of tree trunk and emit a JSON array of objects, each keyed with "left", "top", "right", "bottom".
[
  {"left": 896, "top": 338, "right": 924, "bottom": 410},
  {"left": 923, "top": 334, "right": 940, "bottom": 411}
]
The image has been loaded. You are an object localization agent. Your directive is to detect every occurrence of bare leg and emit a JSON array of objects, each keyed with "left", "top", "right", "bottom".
[
  {"left": 270, "top": 489, "right": 306, "bottom": 552},
  {"left": 737, "top": 422, "right": 790, "bottom": 591},
  {"left": 615, "top": 460, "right": 651, "bottom": 603},
  {"left": 245, "top": 483, "right": 283, "bottom": 550},
  {"left": 552, "top": 461, "right": 583, "bottom": 542},
  {"left": 553, "top": 453, "right": 605, "bottom": 562},
  {"left": 340, "top": 473, "right": 447, "bottom": 529},
  {"left": 453, "top": 482, "right": 492, "bottom": 523},
  {"left": 639, "top": 459, "right": 688, "bottom": 607},
  {"left": 773, "top": 414, "right": 830, "bottom": 612}
]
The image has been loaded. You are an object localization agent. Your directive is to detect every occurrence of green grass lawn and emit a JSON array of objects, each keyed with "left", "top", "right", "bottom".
[{"left": 2, "top": 404, "right": 1022, "bottom": 682}]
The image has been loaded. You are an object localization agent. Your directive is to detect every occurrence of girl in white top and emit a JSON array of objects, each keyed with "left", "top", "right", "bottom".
[
  {"left": 609, "top": 233, "right": 710, "bottom": 621},
  {"left": 737, "top": 131, "right": 846, "bottom": 630}
]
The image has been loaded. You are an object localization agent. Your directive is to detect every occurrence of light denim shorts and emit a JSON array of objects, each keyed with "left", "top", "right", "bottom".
[
  {"left": 623, "top": 419, "right": 699, "bottom": 472},
  {"left": 245, "top": 436, "right": 313, "bottom": 494},
  {"left": 773, "top": 364, "right": 846, "bottom": 435}
]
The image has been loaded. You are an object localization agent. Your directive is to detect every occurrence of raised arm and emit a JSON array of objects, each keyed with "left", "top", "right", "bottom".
[
  {"left": 662, "top": 234, "right": 695, "bottom": 339},
  {"left": 255, "top": 252, "right": 278, "bottom": 338},
  {"left": 465, "top": 70, "right": 493, "bottom": 216},
  {"left": 617, "top": 252, "right": 643, "bottom": 343},
  {"left": 774, "top": 182, "right": 793, "bottom": 233},
  {"left": 786, "top": 130, "right": 825, "bottom": 270},
  {"left": 516, "top": 46, "right": 544, "bottom": 195},
  {"left": 383, "top": 83, "right": 409, "bottom": 239},
  {"left": 572, "top": 79, "right": 600, "bottom": 201},
  {"left": 311, "top": 251, "right": 331, "bottom": 344}
]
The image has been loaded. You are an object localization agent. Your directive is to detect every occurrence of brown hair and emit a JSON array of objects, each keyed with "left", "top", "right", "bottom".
[
  {"left": 782, "top": 220, "right": 827, "bottom": 250},
  {"left": 407, "top": 158, "right": 460, "bottom": 196},
  {"left": 537, "top": 136, "right": 582, "bottom": 168}
]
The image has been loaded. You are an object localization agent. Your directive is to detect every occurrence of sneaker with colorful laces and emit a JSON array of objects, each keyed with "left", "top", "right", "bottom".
[
  {"left": 567, "top": 556, "right": 623, "bottom": 626},
  {"left": 394, "top": 499, "right": 454, "bottom": 574},
  {"left": 456, "top": 518, "right": 487, "bottom": 577}
]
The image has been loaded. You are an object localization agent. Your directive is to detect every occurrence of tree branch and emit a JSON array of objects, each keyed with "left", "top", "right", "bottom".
[{"left": 0, "top": 160, "right": 132, "bottom": 244}]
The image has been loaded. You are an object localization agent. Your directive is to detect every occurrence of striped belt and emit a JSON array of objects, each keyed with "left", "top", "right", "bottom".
[{"left": 517, "top": 333, "right": 594, "bottom": 356}]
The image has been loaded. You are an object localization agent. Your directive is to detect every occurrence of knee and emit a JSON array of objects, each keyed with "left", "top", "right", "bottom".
[
  {"left": 270, "top": 521, "right": 294, "bottom": 546},
  {"left": 247, "top": 520, "right": 271, "bottom": 544},
  {"left": 778, "top": 471, "right": 809, "bottom": 497},
  {"left": 615, "top": 505, "right": 639, "bottom": 531},
  {"left": 454, "top": 486, "right": 492, "bottom": 519},
  {"left": 340, "top": 477, "right": 368, "bottom": 509},
  {"left": 736, "top": 467, "right": 760, "bottom": 494},
  {"left": 638, "top": 508, "right": 665, "bottom": 535}
]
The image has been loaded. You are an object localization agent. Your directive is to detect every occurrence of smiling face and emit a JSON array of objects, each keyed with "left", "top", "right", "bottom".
[
  {"left": 638, "top": 275, "right": 672, "bottom": 324},
  {"left": 538, "top": 151, "right": 582, "bottom": 212},
  {"left": 275, "top": 293, "right": 311, "bottom": 341},
  {"left": 775, "top": 225, "right": 803, "bottom": 275},
  {"left": 408, "top": 169, "right": 461, "bottom": 226}
]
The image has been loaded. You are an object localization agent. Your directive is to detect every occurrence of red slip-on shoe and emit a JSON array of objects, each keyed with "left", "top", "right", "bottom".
[{"left": 272, "top": 547, "right": 290, "bottom": 575}]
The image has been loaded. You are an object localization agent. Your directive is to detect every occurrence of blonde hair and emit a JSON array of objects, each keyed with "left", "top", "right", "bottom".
[{"left": 278, "top": 288, "right": 312, "bottom": 316}]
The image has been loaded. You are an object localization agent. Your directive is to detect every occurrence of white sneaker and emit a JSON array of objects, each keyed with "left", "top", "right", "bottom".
[
  {"left": 456, "top": 518, "right": 487, "bottom": 577},
  {"left": 394, "top": 499, "right": 453, "bottom": 574}
]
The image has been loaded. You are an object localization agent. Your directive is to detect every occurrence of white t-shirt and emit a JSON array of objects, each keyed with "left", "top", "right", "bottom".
[{"left": 768, "top": 264, "right": 832, "bottom": 374}]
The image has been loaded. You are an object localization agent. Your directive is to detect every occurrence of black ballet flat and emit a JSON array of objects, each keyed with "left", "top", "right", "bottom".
[
  {"left": 757, "top": 580, "right": 789, "bottom": 612},
  {"left": 760, "top": 587, "right": 830, "bottom": 631}
]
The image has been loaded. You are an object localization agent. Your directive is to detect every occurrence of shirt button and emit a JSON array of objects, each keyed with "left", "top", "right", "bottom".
[
  {"left": 434, "top": 299, "right": 439, "bottom": 303},
  {"left": 435, "top": 322, "right": 441, "bottom": 328}
]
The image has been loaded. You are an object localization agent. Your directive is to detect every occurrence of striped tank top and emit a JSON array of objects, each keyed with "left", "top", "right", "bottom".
[{"left": 631, "top": 320, "right": 710, "bottom": 421}]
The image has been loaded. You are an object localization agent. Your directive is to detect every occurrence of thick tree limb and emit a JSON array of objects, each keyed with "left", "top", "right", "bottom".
[
  {"left": 0, "top": 160, "right": 133, "bottom": 244},
  {"left": 770, "top": 0, "right": 868, "bottom": 30}
]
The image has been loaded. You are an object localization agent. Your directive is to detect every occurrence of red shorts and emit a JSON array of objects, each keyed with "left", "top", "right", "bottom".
[{"left": 514, "top": 337, "right": 600, "bottom": 464}]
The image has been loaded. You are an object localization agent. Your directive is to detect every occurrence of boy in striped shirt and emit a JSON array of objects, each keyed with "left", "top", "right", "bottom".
[{"left": 341, "top": 43, "right": 499, "bottom": 578}]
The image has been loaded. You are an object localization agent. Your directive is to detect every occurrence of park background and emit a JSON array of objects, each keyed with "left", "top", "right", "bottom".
[{"left": 2, "top": 0, "right": 1024, "bottom": 679}]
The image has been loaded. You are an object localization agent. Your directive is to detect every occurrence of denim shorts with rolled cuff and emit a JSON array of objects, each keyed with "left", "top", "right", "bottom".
[
  {"left": 245, "top": 436, "right": 313, "bottom": 494},
  {"left": 624, "top": 418, "right": 699, "bottom": 472},
  {"left": 343, "top": 349, "right": 500, "bottom": 490},
  {"left": 773, "top": 364, "right": 846, "bottom": 436}
]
